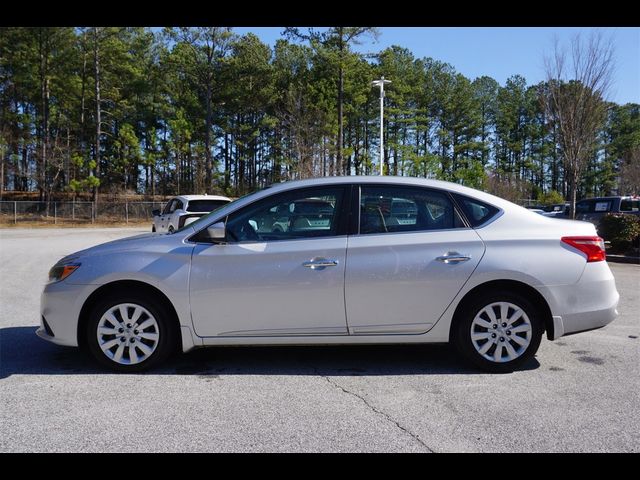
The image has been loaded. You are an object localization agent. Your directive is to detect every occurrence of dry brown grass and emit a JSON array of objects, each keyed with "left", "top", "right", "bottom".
[{"left": 0, "top": 218, "right": 150, "bottom": 229}]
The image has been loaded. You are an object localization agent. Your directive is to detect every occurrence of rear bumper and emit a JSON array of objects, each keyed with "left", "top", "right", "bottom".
[
  {"left": 548, "top": 303, "right": 618, "bottom": 340},
  {"left": 556, "top": 302, "right": 619, "bottom": 337},
  {"left": 538, "top": 261, "right": 619, "bottom": 340}
]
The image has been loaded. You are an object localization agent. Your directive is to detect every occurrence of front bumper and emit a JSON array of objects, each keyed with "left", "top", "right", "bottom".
[{"left": 38, "top": 280, "right": 94, "bottom": 347}]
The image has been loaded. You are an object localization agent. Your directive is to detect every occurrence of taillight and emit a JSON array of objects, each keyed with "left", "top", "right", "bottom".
[{"left": 561, "top": 236, "right": 606, "bottom": 262}]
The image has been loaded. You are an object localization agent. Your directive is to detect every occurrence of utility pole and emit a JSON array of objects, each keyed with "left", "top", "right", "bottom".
[{"left": 372, "top": 76, "right": 391, "bottom": 175}]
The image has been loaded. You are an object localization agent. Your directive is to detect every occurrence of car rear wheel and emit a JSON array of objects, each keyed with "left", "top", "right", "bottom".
[
  {"left": 86, "top": 295, "right": 175, "bottom": 372},
  {"left": 453, "top": 292, "right": 543, "bottom": 373}
]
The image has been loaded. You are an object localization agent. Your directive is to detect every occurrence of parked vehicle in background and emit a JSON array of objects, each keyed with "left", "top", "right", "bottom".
[
  {"left": 574, "top": 196, "right": 640, "bottom": 229},
  {"left": 152, "top": 195, "right": 231, "bottom": 233},
  {"left": 541, "top": 203, "right": 569, "bottom": 217},
  {"left": 39, "top": 176, "right": 619, "bottom": 374},
  {"left": 252, "top": 198, "right": 335, "bottom": 234},
  {"left": 523, "top": 203, "right": 568, "bottom": 218}
]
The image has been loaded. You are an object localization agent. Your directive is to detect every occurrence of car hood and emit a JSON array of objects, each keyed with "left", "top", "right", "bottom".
[{"left": 58, "top": 232, "right": 168, "bottom": 263}]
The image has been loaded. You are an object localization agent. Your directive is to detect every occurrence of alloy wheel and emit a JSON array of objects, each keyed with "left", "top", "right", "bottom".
[
  {"left": 96, "top": 303, "right": 160, "bottom": 365},
  {"left": 470, "top": 301, "right": 533, "bottom": 363}
]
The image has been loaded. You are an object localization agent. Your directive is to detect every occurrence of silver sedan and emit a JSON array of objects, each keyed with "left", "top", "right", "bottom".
[{"left": 38, "top": 177, "right": 619, "bottom": 373}]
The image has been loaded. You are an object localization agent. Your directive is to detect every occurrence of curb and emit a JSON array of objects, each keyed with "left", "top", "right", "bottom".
[{"left": 607, "top": 255, "right": 640, "bottom": 265}]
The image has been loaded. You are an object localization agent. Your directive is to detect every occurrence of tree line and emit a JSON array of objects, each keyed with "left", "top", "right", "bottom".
[{"left": 1, "top": 27, "right": 638, "bottom": 208}]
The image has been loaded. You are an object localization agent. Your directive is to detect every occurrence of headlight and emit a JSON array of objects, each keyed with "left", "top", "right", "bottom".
[{"left": 48, "top": 262, "right": 81, "bottom": 283}]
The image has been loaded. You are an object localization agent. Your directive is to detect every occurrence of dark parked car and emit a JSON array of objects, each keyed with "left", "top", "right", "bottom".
[
  {"left": 542, "top": 203, "right": 569, "bottom": 217},
  {"left": 574, "top": 196, "right": 640, "bottom": 227}
]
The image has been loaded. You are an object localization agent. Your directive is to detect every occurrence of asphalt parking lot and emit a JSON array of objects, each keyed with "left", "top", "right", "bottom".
[{"left": 0, "top": 227, "right": 638, "bottom": 452}]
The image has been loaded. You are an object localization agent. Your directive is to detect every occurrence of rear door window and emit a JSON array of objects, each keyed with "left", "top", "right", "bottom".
[{"left": 359, "top": 185, "right": 466, "bottom": 234}]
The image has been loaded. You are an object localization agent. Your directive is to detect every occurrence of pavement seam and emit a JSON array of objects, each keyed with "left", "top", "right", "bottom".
[{"left": 321, "top": 375, "right": 436, "bottom": 453}]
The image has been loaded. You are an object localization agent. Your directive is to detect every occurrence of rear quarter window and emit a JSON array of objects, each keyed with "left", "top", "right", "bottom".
[{"left": 452, "top": 194, "right": 500, "bottom": 227}]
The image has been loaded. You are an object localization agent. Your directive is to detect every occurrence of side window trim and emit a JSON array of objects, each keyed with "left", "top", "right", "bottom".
[
  {"left": 447, "top": 192, "right": 472, "bottom": 229},
  {"left": 349, "top": 184, "right": 360, "bottom": 236}
]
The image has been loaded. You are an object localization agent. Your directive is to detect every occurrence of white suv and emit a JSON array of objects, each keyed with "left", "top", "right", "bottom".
[{"left": 152, "top": 195, "right": 231, "bottom": 233}]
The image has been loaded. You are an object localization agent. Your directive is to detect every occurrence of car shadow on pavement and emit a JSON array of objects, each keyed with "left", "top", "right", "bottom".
[{"left": 0, "top": 326, "right": 541, "bottom": 378}]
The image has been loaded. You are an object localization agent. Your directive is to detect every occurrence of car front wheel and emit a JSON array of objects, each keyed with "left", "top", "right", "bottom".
[
  {"left": 86, "top": 295, "right": 174, "bottom": 372},
  {"left": 453, "top": 292, "right": 543, "bottom": 373}
]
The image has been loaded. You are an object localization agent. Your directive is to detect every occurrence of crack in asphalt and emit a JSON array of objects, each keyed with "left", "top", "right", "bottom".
[{"left": 321, "top": 375, "right": 435, "bottom": 453}]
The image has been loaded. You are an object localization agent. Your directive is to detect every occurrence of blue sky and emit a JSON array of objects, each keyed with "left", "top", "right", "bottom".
[{"left": 232, "top": 27, "right": 640, "bottom": 105}]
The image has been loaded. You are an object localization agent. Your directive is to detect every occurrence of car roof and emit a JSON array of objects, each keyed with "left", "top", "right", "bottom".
[
  {"left": 264, "top": 176, "right": 516, "bottom": 210},
  {"left": 578, "top": 196, "right": 637, "bottom": 201}
]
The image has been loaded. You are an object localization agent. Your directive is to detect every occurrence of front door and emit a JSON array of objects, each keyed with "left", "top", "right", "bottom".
[
  {"left": 189, "top": 185, "right": 350, "bottom": 338},
  {"left": 345, "top": 184, "right": 485, "bottom": 335}
]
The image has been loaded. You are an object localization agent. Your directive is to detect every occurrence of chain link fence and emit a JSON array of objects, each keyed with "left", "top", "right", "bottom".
[{"left": 0, "top": 201, "right": 165, "bottom": 225}]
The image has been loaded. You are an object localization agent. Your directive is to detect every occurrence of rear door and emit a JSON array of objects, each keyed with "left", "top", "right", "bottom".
[{"left": 345, "top": 184, "right": 485, "bottom": 335}]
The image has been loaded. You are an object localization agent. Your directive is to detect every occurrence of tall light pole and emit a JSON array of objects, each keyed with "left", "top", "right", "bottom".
[{"left": 372, "top": 76, "right": 391, "bottom": 175}]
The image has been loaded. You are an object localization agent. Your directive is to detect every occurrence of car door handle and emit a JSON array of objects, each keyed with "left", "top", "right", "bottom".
[
  {"left": 303, "top": 258, "right": 339, "bottom": 269},
  {"left": 436, "top": 252, "right": 471, "bottom": 264}
]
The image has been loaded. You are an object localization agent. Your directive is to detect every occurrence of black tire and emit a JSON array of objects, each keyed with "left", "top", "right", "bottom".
[
  {"left": 452, "top": 291, "right": 543, "bottom": 373},
  {"left": 152, "top": 225, "right": 156, "bottom": 232},
  {"left": 85, "top": 293, "right": 176, "bottom": 372}
]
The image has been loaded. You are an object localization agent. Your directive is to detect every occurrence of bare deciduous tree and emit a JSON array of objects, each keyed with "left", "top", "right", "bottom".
[
  {"left": 618, "top": 147, "right": 640, "bottom": 195},
  {"left": 543, "top": 32, "right": 615, "bottom": 218}
]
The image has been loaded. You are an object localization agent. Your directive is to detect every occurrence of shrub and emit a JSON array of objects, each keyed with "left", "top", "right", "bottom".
[
  {"left": 598, "top": 214, "right": 640, "bottom": 254},
  {"left": 538, "top": 190, "right": 565, "bottom": 206}
]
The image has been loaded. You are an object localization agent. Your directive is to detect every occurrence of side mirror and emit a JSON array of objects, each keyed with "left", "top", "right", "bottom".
[
  {"left": 152, "top": 209, "right": 160, "bottom": 217},
  {"left": 205, "top": 222, "right": 226, "bottom": 241}
]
